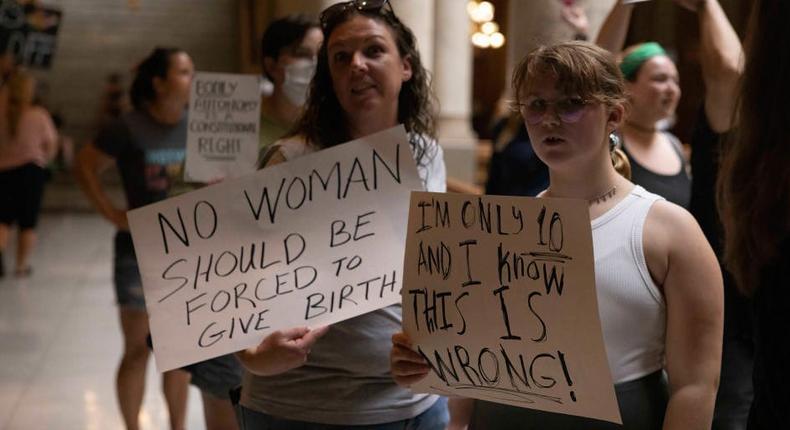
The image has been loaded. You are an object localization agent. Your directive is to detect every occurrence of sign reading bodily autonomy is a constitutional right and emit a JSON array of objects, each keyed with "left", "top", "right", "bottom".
[
  {"left": 185, "top": 72, "right": 260, "bottom": 182},
  {"left": 402, "top": 192, "right": 621, "bottom": 424}
]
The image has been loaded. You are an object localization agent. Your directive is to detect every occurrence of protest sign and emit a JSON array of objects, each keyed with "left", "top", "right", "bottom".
[
  {"left": 0, "top": 0, "right": 61, "bottom": 69},
  {"left": 402, "top": 192, "right": 621, "bottom": 424},
  {"left": 128, "top": 126, "right": 423, "bottom": 372},
  {"left": 184, "top": 72, "right": 261, "bottom": 182}
]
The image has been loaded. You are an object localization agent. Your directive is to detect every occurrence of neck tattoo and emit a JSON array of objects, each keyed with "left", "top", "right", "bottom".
[{"left": 588, "top": 186, "right": 617, "bottom": 206}]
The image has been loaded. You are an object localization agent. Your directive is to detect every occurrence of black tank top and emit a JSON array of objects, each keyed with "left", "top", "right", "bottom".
[{"left": 623, "top": 133, "right": 691, "bottom": 209}]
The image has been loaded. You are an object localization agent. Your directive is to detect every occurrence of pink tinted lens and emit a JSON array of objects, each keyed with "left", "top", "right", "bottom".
[
  {"left": 558, "top": 108, "right": 585, "bottom": 123},
  {"left": 523, "top": 103, "right": 586, "bottom": 125},
  {"left": 523, "top": 108, "right": 546, "bottom": 125}
]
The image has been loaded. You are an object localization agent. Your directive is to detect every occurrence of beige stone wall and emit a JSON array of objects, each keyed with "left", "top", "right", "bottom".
[{"left": 33, "top": 0, "right": 238, "bottom": 143}]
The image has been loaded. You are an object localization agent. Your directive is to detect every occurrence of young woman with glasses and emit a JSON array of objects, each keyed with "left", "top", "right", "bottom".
[
  {"left": 392, "top": 41, "right": 723, "bottom": 430},
  {"left": 235, "top": 1, "right": 448, "bottom": 428}
]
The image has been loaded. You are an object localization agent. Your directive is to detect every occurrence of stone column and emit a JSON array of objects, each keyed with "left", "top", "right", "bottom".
[
  {"left": 392, "top": 0, "right": 435, "bottom": 72},
  {"left": 432, "top": 0, "right": 476, "bottom": 184}
]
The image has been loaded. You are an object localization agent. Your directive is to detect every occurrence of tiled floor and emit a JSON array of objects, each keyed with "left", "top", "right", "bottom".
[{"left": 0, "top": 213, "right": 206, "bottom": 430}]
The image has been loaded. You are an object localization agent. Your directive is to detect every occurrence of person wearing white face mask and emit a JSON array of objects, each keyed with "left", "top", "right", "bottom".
[
  {"left": 281, "top": 59, "right": 316, "bottom": 106},
  {"left": 258, "top": 14, "right": 323, "bottom": 163}
]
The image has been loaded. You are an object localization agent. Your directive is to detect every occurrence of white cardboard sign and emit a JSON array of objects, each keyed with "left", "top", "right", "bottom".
[
  {"left": 184, "top": 72, "right": 261, "bottom": 182},
  {"left": 402, "top": 192, "right": 621, "bottom": 424},
  {"left": 129, "top": 126, "right": 423, "bottom": 371}
]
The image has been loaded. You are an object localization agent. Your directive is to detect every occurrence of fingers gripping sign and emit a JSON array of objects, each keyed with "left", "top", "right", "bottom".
[
  {"left": 390, "top": 332, "right": 431, "bottom": 387},
  {"left": 239, "top": 325, "right": 330, "bottom": 376}
]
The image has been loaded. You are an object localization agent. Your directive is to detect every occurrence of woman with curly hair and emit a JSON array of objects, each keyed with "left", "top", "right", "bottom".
[{"left": 236, "top": 1, "right": 448, "bottom": 429}]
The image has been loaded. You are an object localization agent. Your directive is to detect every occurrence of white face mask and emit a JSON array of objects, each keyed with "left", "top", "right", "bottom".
[{"left": 281, "top": 59, "right": 316, "bottom": 106}]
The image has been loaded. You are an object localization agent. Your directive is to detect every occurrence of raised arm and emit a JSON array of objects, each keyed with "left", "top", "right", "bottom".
[
  {"left": 693, "top": 0, "right": 743, "bottom": 132},
  {"left": 595, "top": 2, "right": 635, "bottom": 54},
  {"left": 644, "top": 201, "right": 723, "bottom": 429},
  {"left": 73, "top": 143, "right": 128, "bottom": 230}
]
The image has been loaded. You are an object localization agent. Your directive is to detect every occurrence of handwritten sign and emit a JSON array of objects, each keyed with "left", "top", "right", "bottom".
[
  {"left": 184, "top": 72, "right": 261, "bottom": 182},
  {"left": 402, "top": 192, "right": 621, "bottom": 424},
  {"left": 0, "top": 0, "right": 62, "bottom": 69},
  {"left": 129, "top": 126, "right": 423, "bottom": 372}
]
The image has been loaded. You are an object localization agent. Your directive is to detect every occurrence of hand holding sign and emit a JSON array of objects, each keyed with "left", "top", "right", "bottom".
[
  {"left": 391, "top": 332, "right": 431, "bottom": 387},
  {"left": 239, "top": 325, "right": 329, "bottom": 376}
]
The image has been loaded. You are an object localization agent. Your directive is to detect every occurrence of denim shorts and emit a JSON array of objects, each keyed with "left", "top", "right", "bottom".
[
  {"left": 114, "top": 231, "right": 146, "bottom": 310},
  {"left": 184, "top": 354, "right": 244, "bottom": 400},
  {"left": 238, "top": 397, "right": 449, "bottom": 430}
]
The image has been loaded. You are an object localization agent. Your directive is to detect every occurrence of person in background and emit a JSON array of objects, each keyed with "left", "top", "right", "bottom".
[
  {"left": 718, "top": 0, "right": 790, "bottom": 427},
  {"left": 97, "top": 72, "right": 130, "bottom": 127},
  {"left": 258, "top": 14, "right": 322, "bottom": 158},
  {"left": 671, "top": 1, "right": 749, "bottom": 429},
  {"left": 74, "top": 47, "right": 193, "bottom": 430},
  {"left": 597, "top": 2, "right": 691, "bottom": 209},
  {"left": 393, "top": 41, "right": 723, "bottom": 430},
  {"left": 602, "top": 1, "right": 750, "bottom": 428},
  {"left": 236, "top": 1, "right": 449, "bottom": 428},
  {"left": 0, "top": 70, "right": 58, "bottom": 277},
  {"left": 484, "top": 107, "right": 548, "bottom": 197}
]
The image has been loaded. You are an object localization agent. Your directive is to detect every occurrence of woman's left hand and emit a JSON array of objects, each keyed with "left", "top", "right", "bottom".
[{"left": 237, "top": 326, "right": 329, "bottom": 376}]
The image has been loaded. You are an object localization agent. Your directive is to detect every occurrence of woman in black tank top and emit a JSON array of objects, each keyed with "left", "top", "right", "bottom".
[
  {"left": 617, "top": 41, "right": 692, "bottom": 208},
  {"left": 621, "top": 132, "right": 691, "bottom": 208}
]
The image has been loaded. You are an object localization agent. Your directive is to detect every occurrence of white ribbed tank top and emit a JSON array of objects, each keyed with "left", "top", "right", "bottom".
[{"left": 592, "top": 185, "right": 666, "bottom": 383}]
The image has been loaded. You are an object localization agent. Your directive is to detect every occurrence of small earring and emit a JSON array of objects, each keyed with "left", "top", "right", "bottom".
[{"left": 609, "top": 132, "right": 619, "bottom": 151}]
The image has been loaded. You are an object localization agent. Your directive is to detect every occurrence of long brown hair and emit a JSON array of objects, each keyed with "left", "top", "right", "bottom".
[
  {"left": 6, "top": 71, "right": 35, "bottom": 137},
  {"left": 290, "top": 4, "right": 437, "bottom": 166},
  {"left": 512, "top": 41, "right": 631, "bottom": 178},
  {"left": 718, "top": 0, "right": 790, "bottom": 295}
]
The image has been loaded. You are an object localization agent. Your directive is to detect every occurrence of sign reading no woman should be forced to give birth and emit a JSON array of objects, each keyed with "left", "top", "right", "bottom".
[
  {"left": 402, "top": 192, "right": 621, "bottom": 424},
  {"left": 129, "top": 126, "right": 423, "bottom": 372}
]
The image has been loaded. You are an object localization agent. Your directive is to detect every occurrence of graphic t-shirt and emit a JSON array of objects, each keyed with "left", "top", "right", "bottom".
[{"left": 95, "top": 110, "right": 189, "bottom": 209}]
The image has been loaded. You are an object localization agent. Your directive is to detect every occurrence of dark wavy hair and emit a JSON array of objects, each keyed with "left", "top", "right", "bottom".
[
  {"left": 260, "top": 14, "right": 320, "bottom": 81},
  {"left": 130, "top": 47, "right": 185, "bottom": 111},
  {"left": 718, "top": 0, "right": 790, "bottom": 295},
  {"left": 289, "top": 4, "right": 437, "bottom": 166}
]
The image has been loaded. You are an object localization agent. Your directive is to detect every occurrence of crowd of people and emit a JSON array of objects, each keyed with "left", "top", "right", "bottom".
[{"left": 3, "top": 0, "right": 788, "bottom": 429}]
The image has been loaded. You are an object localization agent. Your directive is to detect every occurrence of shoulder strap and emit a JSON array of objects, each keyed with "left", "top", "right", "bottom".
[{"left": 258, "top": 143, "right": 283, "bottom": 169}]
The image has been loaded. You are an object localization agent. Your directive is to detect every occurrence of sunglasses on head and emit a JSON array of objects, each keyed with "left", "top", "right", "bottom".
[{"left": 320, "top": 0, "right": 394, "bottom": 30}]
